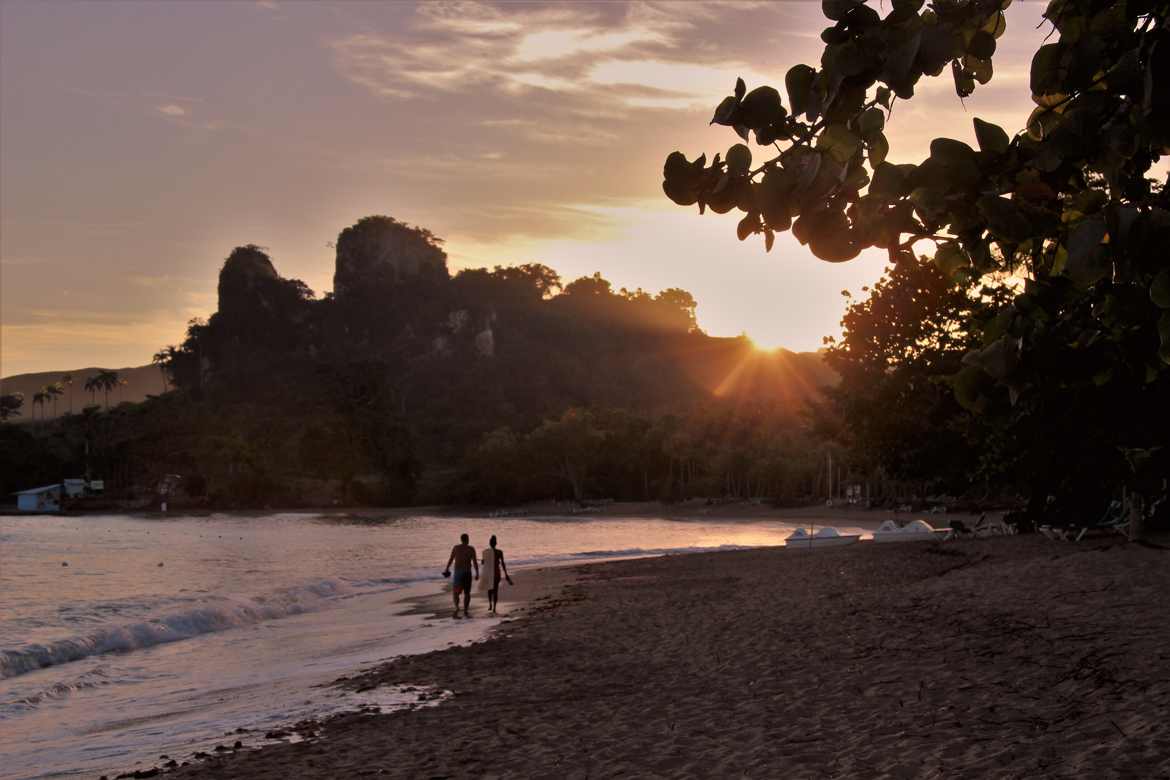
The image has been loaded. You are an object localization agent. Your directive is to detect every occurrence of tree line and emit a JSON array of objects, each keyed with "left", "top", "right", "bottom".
[
  {"left": 663, "top": 0, "right": 1170, "bottom": 531},
  {"left": 1, "top": 369, "right": 124, "bottom": 423}
]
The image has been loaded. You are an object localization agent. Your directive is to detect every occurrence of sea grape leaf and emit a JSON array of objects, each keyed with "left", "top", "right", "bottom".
[
  {"left": 965, "top": 55, "right": 993, "bottom": 84},
  {"left": 662, "top": 151, "right": 707, "bottom": 206},
  {"left": 793, "top": 207, "right": 859, "bottom": 261},
  {"left": 757, "top": 168, "right": 794, "bottom": 230},
  {"left": 711, "top": 96, "right": 739, "bottom": 126},
  {"left": 1064, "top": 216, "right": 1110, "bottom": 287},
  {"left": 973, "top": 117, "right": 1010, "bottom": 154},
  {"left": 739, "top": 86, "right": 784, "bottom": 130},
  {"left": 785, "top": 65, "right": 817, "bottom": 118},
  {"left": 978, "top": 196, "right": 1033, "bottom": 243},
  {"left": 822, "top": 0, "right": 860, "bottom": 22},
  {"left": 726, "top": 144, "right": 752, "bottom": 176},
  {"left": 962, "top": 336, "right": 1020, "bottom": 380},
  {"left": 737, "top": 211, "right": 760, "bottom": 241},
  {"left": 982, "top": 10, "right": 1006, "bottom": 38},
  {"left": 882, "top": 27, "right": 923, "bottom": 87},
  {"left": 858, "top": 107, "right": 885, "bottom": 137},
  {"left": 868, "top": 133, "right": 889, "bottom": 166},
  {"left": 869, "top": 162, "right": 910, "bottom": 199},
  {"left": 1026, "top": 106, "right": 1064, "bottom": 141},
  {"left": 783, "top": 146, "right": 822, "bottom": 191},
  {"left": 817, "top": 124, "right": 860, "bottom": 163},
  {"left": 842, "top": 162, "right": 870, "bottom": 192},
  {"left": 810, "top": 229, "right": 861, "bottom": 262},
  {"left": 918, "top": 24, "right": 959, "bottom": 76},
  {"left": 934, "top": 241, "right": 970, "bottom": 279},
  {"left": 1031, "top": 43, "right": 1069, "bottom": 96},
  {"left": 930, "top": 138, "right": 978, "bottom": 165},
  {"left": 968, "top": 30, "right": 996, "bottom": 59}
]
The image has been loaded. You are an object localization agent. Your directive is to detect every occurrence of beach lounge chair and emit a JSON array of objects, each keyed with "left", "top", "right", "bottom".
[
  {"left": 1038, "top": 524, "right": 1072, "bottom": 541},
  {"left": 1039, "top": 501, "right": 1128, "bottom": 541},
  {"left": 948, "top": 519, "right": 976, "bottom": 538},
  {"left": 1072, "top": 500, "right": 1129, "bottom": 541},
  {"left": 973, "top": 513, "right": 1015, "bottom": 537}
]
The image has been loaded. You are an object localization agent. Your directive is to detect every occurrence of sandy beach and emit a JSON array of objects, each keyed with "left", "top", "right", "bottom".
[{"left": 148, "top": 535, "right": 1170, "bottom": 779}]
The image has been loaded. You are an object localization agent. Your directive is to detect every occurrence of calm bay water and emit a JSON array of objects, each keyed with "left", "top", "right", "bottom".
[{"left": 0, "top": 511, "right": 836, "bottom": 779}]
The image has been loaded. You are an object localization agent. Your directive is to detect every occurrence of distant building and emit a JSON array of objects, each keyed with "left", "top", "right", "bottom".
[{"left": 15, "top": 485, "right": 62, "bottom": 513}]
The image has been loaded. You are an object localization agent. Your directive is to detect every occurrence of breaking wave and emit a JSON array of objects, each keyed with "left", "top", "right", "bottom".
[{"left": 0, "top": 579, "right": 355, "bottom": 680}]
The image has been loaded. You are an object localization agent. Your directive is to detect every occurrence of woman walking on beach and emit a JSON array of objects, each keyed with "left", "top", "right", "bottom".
[{"left": 480, "top": 535, "right": 513, "bottom": 615}]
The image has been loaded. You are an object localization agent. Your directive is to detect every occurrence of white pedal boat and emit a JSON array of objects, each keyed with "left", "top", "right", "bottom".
[
  {"left": 872, "top": 518, "right": 952, "bottom": 543},
  {"left": 785, "top": 526, "right": 861, "bottom": 549}
]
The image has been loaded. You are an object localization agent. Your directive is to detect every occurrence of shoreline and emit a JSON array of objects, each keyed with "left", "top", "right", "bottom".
[
  {"left": 159, "top": 535, "right": 1170, "bottom": 779},
  {"left": 3, "top": 500, "right": 993, "bottom": 529}
]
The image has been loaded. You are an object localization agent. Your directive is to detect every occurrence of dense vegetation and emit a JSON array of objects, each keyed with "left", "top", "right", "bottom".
[
  {"left": 1, "top": 217, "right": 838, "bottom": 508},
  {"left": 664, "top": 0, "right": 1170, "bottom": 529}
]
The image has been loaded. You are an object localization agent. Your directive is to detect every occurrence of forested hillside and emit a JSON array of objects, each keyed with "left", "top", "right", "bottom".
[{"left": 0, "top": 216, "right": 838, "bottom": 507}]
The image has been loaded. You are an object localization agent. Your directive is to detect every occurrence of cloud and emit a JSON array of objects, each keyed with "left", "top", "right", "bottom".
[
  {"left": 320, "top": 0, "right": 804, "bottom": 244},
  {"left": 512, "top": 26, "right": 670, "bottom": 64},
  {"left": 151, "top": 102, "right": 232, "bottom": 132},
  {"left": 327, "top": 1, "right": 774, "bottom": 106}
]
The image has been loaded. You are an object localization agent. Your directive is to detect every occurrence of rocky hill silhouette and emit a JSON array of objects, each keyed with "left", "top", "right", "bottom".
[{"left": 2, "top": 216, "right": 838, "bottom": 507}]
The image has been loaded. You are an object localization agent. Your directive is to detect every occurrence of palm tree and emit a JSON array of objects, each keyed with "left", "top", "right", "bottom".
[
  {"left": 32, "top": 390, "right": 49, "bottom": 422},
  {"left": 46, "top": 383, "right": 64, "bottom": 418},
  {"left": 61, "top": 373, "right": 74, "bottom": 414},
  {"left": 95, "top": 370, "right": 120, "bottom": 410},
  {"left": 152, "top": 350, "right": 168, "bottom": 392},
  {"left": 152, "top": 348, "right": 175, "bottom": 393},
  {"left": 84, "top": 375, "right": 100, "bottom": 406}
]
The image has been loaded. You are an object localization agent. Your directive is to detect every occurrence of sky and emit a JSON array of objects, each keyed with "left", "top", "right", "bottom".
[{"left": 0, "top": 0, "right": 1050, "bottom": 376}]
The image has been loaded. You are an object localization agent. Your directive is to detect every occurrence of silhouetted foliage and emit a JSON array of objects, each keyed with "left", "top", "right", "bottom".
[
  {"left": 664, "top": 0, "right": 1170, "bottom": 517},
  {"left": 0, "top": 215, "right": 826, "bottom": 508},
  {"left": 822, "top": 254, "right": 1014, "bottom": 495},
  {"left": 0, "top": 393, "right": 23, "bottom": 422}
]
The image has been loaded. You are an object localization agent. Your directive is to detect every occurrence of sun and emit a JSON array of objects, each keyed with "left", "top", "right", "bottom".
[{"left": 743, "top": 333, "right": 784, "bottom": 352}]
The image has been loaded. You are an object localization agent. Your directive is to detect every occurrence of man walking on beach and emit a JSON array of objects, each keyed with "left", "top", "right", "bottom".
[{"left": 443, "top": 533, "right": 479, "bottom": 618}]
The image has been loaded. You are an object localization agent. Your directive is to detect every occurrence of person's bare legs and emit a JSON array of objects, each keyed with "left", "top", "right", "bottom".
[{"left": 463, "top": 587, "right": 471, "bottom": 615}]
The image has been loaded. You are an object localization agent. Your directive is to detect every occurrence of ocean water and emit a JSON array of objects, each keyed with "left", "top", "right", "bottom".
[{"left": 0, "top": 512, "right": 848, "bottom": 779}]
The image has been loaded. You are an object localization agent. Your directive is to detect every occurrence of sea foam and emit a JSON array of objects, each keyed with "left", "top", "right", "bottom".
[{"left": 0, "top": 579, "right": 354, "bottom": 680}]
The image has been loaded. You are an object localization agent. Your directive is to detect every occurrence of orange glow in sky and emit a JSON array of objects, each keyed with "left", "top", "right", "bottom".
[{"left": 0, "top": 1, "right": 1050, "bottom": 376}]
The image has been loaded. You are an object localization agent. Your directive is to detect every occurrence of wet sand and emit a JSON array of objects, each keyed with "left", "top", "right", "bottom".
[{"left": 158, "top": 536, "right": 1170, "bottom": 779}]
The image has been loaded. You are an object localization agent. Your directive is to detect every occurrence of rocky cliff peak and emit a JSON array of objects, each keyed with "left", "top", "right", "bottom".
[{"left": 333, "top": 216, "right": 448, "bottom": 297}]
